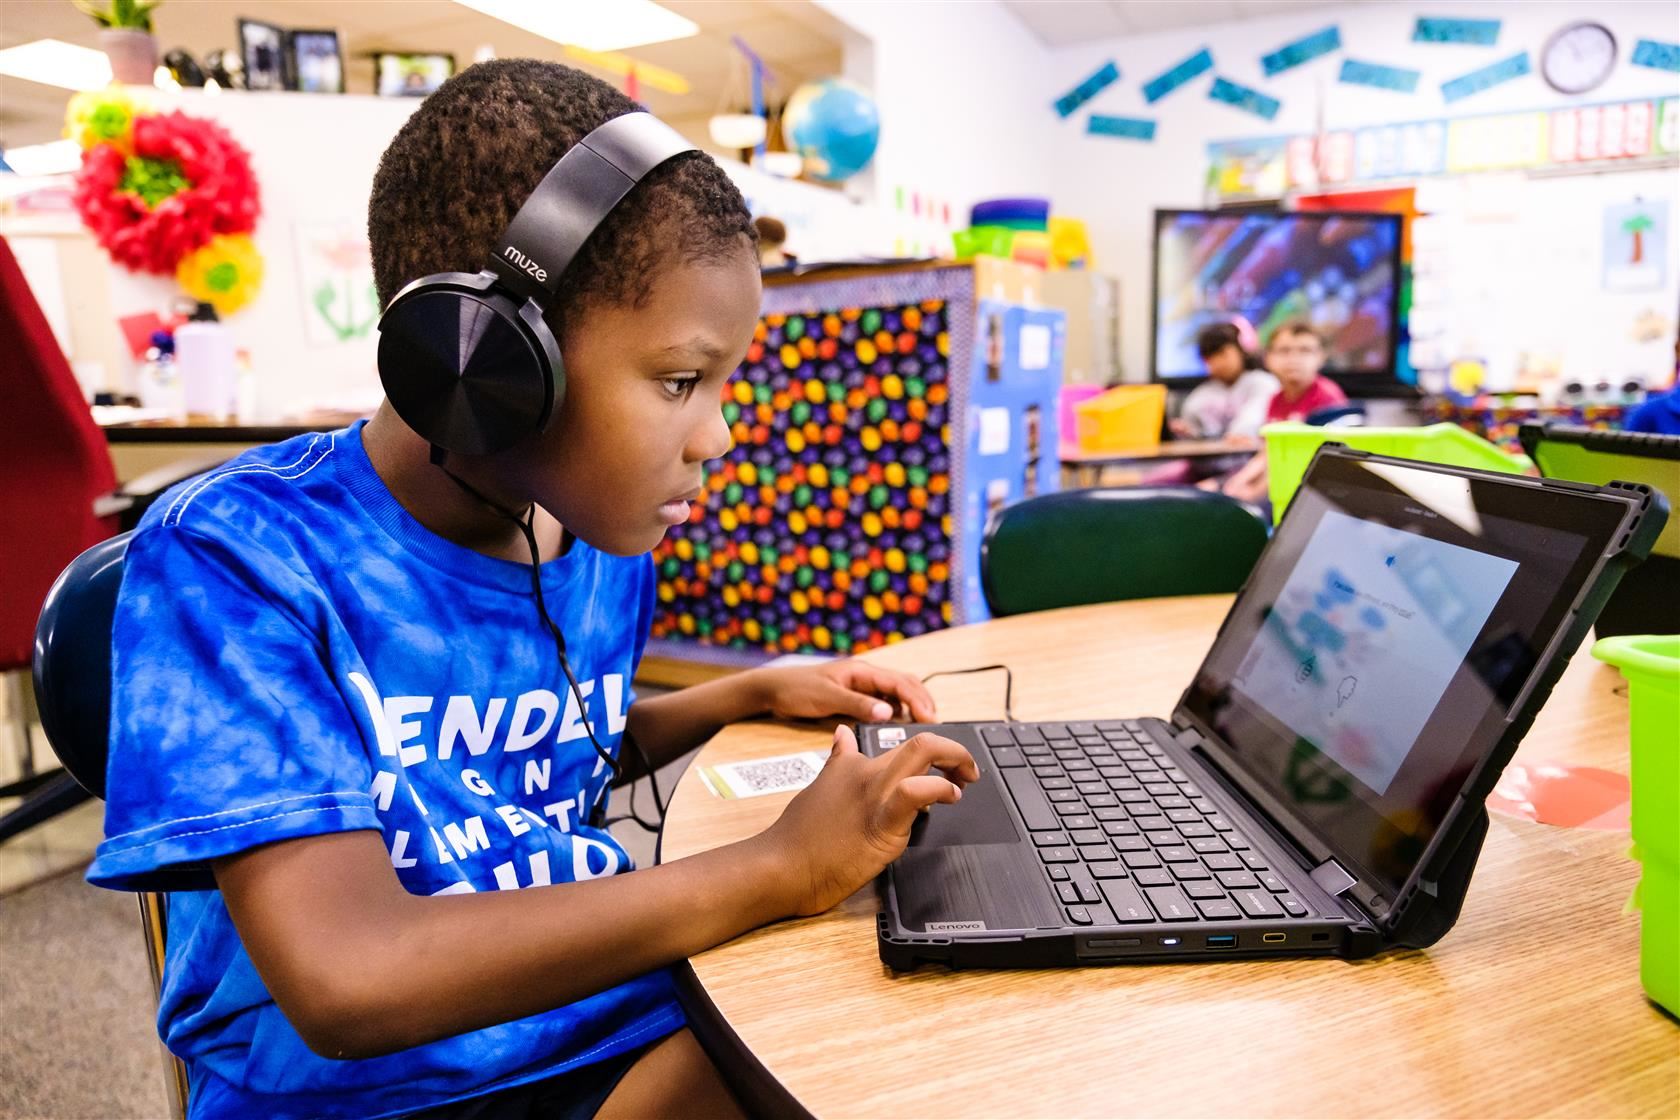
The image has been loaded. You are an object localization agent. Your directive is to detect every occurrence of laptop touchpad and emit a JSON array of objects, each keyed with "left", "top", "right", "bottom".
[{"left": 907, "top": 739, "right": 1020, "bottom": 848}]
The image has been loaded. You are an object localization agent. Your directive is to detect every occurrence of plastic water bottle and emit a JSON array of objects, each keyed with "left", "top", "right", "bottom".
[{"left": 135, "top": 329, "right": 184, "bottom": 418}]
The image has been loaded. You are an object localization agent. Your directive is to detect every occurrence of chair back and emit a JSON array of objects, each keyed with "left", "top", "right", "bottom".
[
  {"left": 0, "top": 236, "right": 119, "bottom": 670},
  {"left": 981, "top": 487, "right": 1268, "bottom": 618},
  {"left": 32, "top": 532, "right": 130, "bottom": 797}
]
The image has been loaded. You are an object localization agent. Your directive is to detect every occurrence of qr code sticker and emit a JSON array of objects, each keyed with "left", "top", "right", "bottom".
[{"left": 702, "top": 751, "right": 828, "bottom": 799}]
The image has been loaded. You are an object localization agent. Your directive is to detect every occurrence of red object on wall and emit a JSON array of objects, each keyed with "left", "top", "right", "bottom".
[{"left": 0, "top": 236, "right": 119, "bottom": 670}]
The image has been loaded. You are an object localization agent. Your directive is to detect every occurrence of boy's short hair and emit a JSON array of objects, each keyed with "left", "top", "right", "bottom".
[
  {"left": 1268, "top": 320, "right": 1323, "bottom": 348},
  {"left": 369, "top": 59, "right": 755, "bottom": 333},
  {"left": 1195, "top": 321, "right": 1243, "bottom": 359}
]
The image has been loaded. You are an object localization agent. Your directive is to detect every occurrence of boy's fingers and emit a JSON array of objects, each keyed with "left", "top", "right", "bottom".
[
  {"left": 835, "top": 684, "right": 894, "bottom": 723},
  {"left": 884, "top": 733, "right": 979, "bottom": 785},
  {"left": 885, "top": 775, "right": 963, "bottom": 825},
  {"left": 830, "top": 723, "right": 861, "bottom": 758},
  {"left": 849, "top": 664, "right": 939, "bottom": 722}
]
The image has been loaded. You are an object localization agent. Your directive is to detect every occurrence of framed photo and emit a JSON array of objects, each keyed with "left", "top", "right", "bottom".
[
  {"left": 237, "top": 18, "right": 286, "bottom": 92},
  {"left": 288, "top": 29, "right": 344, "bottom": 94},
  {"left": 374, "top": 52, "right": 455, "bottom": 98}
]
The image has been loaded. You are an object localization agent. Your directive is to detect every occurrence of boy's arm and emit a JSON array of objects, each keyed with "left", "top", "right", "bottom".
[
  {"left": 214, "top": 727, "right": 976, "bottom": 1060},
  {"left": 622, "top": 661, "right": 939, "bottom": 776}
]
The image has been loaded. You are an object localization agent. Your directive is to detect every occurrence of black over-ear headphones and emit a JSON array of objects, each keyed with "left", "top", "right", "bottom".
[{"left": 376, "top": 112, "right": 698, "bottom": 456}]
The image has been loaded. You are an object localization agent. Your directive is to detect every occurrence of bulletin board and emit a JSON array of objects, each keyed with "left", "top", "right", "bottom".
[{"left": 651, "top": 266, "right": 973, "bottom": 658}]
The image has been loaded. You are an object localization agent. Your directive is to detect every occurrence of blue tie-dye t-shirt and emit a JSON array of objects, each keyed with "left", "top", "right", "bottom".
[{"left": 86, "top": 420, "right": 682, "bottom": 1119}]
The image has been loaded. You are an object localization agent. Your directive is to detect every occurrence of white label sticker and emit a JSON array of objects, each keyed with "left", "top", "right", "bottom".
[
  {"left": 979, "top": 407, "right": 1011, "bottom": 455},
  {"left": 1019, "top": 323, "right": 1052, "bottom": 370}
]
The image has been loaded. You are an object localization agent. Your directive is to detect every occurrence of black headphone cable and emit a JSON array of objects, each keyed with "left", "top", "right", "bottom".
[{"left": 429, "top": 447, "right": 666, "bottom": 833}]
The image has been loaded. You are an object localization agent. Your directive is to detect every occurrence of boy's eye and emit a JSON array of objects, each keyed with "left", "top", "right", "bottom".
[{"left": 660, "top": 375, "right": 701, "bottom": 399}]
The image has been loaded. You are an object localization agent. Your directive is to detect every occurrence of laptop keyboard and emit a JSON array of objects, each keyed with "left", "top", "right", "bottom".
[{"left": 980, "top": 721, "right": 1313, "bottom": 930}]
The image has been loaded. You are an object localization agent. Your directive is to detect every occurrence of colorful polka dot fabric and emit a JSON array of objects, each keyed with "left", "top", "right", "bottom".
[{"left": 652, "top": 297, "right": 957, "bottom": 656}]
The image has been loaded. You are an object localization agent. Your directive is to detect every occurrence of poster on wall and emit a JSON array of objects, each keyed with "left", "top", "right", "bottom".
[
  {"left": 1602, "top": 200, "right": 1669, "bottom": 293},
  {"left": 294, "top": 222, "right": 380, "bottom": 344}
]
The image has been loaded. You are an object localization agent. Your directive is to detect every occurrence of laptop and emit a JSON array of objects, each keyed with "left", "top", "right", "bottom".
[
  {"left": 865, "top": 444, "right": 1667, "bottom": 969},
  {"left": 1519, "top": 422, "right": 1680, "bottom": 637}
]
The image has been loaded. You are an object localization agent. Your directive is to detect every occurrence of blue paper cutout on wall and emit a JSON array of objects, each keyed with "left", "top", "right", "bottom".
[
  {"left": 1055, "top": 61, "right": 1120, "bottom": 118},
  {"left": 1413, "top": 17, "right": 1501, "bottom": 45},
  {"left": 1262, "top": 26, "right": 1342, "bottom": 76},
  {"left": 1208, "top": 76, "right": 1280, "bottom": 120},
  {"left": 1440, "top": 51, "right": 1530, "bottom": 103},
  {"left": 1339, "top": 59, "right": 1421, "bottom": 93},
  {"left": 1087, "top": 115, "right": 1156, "bottom": 141},
  {"left": 1143, "top": 48, "right": 1213, "bottom": 104},
  {"left": 1631, "top": 39, "right": 1680, "bottom": 74}
]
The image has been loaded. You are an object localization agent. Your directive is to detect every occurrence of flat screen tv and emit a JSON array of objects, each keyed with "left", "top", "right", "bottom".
[{"left": 1152, "top": 208, "right": 1403, "bottom": 391}]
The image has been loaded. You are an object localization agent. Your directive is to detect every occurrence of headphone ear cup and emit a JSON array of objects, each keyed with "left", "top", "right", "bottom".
[{"left": 377, "top": 284, "right": 556, "bottom": 456}]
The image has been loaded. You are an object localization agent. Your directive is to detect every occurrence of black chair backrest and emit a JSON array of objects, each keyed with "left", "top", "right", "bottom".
[
  {"left": 980, "top": 487, "right": 1269, "bottom": 618},
  {"left": 32, "top": 531, "right": 129, "bottom": 799}
]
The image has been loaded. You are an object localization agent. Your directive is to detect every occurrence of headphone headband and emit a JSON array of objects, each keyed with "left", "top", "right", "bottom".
[{"left": 488, "top": 112, "right": 697, "bottom": 306}]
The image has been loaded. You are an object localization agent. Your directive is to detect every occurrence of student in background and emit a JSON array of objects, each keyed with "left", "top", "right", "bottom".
[
  {"left": 1168, "top": 321, "right": 1279, "bottom": 441},
  {"left": 1623, "top": 334, "right": 1680, "bottom": 435},
  {"left": 753, "top": 216, "right": 797, "bottom": 269},
  {"left": 1210, "top": 322, "right": 1347, "bottom": 505},
  {"left": 1262, "top": 321, "right": 1347, "bottom": 423}
]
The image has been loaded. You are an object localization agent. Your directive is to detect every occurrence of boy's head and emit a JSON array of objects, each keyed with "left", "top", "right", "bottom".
[
  {"left": 368, "top": 60, "right": 761, "bottom": 556},
  {"left": 1266, "top": 321, "right": 1325, "bottom": 396},
  {"left": 1195, "top": 321, "right": 1248, "bottom": 384}
]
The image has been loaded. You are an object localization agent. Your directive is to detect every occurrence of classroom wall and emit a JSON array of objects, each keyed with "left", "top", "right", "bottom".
[
  {"left": 73, "top": 88, "right": 880, "bottom": 419},
  {"left": 1039, "top": 0, "right": 1680, "bottom": 382},
  {"left": 812, "top": 0, "right": 1059, "bottom": 236}
]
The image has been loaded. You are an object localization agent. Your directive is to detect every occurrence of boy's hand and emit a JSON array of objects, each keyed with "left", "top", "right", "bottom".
[
  {"left": 752, "top": 659, "right": 939, "bottom": 725},
  {"left": 759, "top": 725, "right": 978, "bottom": 916}
]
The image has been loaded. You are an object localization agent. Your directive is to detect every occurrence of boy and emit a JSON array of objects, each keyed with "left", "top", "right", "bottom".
[
  {"left": 1168, "top": 321, "right": 1278, "bottom": 440},
  {"left": 1261, "top": 321, "right": 1347, "bottom": 424},
  {"left": 1212, "top": 322, "right": 1346, "bottom": 504},
  {"left": 87, "top": 61, "right": 976, "bottom": 1120}
]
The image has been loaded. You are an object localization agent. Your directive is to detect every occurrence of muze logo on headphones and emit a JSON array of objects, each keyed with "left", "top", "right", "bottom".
[{"left": 503, "top": 245, "right": 548, "bottom": 284}]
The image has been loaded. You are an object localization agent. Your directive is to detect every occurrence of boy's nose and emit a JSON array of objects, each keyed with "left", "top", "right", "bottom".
[{"left": 689, "top": 406, "right": 733, "bottom": 462}]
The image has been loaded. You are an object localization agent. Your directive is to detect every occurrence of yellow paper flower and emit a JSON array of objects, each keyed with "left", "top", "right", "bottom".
[
  {"left": 64, "top": 87, "right": 152, "bottom": 153},
  {"left": 177, "top": 233, "right": 264, "bottom": 315}
]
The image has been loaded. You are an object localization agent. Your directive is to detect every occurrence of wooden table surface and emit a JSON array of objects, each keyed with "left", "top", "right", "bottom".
[{"left": 661, "top": 596, "right": 1677, "bottom": 1119}]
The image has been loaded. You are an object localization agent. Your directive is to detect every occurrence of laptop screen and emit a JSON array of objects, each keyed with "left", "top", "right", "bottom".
[
  {"left": 1179, "top": 451, "right": 1630, "bottom": 900},
  {"left": 1524, "top": 426, "right": 1680, "bottom": 559}
]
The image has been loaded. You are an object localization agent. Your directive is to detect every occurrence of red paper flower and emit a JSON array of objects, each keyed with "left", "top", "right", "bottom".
[{"left": 72, "top": 110, "right": 261, "bottom": 275}]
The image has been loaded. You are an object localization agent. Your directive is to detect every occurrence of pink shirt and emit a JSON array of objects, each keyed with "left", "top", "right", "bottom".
[{"left": 1266, "top": 376, "right": 1348, "bottom": 423}]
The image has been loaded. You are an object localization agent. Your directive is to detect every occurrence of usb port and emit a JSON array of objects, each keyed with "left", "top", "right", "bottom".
[
  {"left": 1206, "top": 934, "right": 1237, "bottom": 949},
  {"left": 1262, "top": 932, "right": 1286, "bottom": 944}
]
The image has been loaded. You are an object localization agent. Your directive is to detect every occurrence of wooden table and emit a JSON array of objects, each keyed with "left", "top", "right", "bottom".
[
  {"left": 1059, "top": 439, "right": 1255, "bottom": 487},
  {"left": 660, "top": 596, "right": 1677, "bottom": 1119}
]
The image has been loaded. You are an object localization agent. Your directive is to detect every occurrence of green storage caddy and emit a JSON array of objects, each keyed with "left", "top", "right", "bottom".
[
  {"left": 1263, "top": 423, "right": 1531, "bottom": 523},
  {"left": 1593, "top": 634, "right": 1680, "bottom": 1017}
]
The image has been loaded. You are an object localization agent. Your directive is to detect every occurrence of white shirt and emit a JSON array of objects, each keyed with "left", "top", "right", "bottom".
[{"left": 1178, "top": 369, "right": 1281, "bottom": 438}]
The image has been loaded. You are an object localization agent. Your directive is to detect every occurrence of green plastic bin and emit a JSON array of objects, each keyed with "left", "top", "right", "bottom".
[
  {"left": 1263, "top": 423, "right": 1532, "bottom": 523},
  {"left": 1593, "top": 634, "right": 1680, "bottom": 1017}
]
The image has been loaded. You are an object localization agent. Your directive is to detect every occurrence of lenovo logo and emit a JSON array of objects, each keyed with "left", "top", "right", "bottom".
[
  {"left": 502, "top": 245, "right": 548, "bottom": 283},
  {"left": 925, "top": 921, "right": 987, "bottom": 932}
]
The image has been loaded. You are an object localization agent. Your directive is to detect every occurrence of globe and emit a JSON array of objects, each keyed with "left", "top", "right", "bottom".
[{"left": 783, "top": 78, "right": 880, "bottom": 182}]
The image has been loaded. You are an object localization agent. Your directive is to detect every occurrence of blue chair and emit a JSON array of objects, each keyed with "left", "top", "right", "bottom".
[
  {"left": 980, "top": 487, "right": 1270, "bottom": 618},
  {"left": 33, "top": 531, "right": 189, "bottom": 1116},
  {"left": 1305, "top": 403, "right": 1366, "bottom": 427}
]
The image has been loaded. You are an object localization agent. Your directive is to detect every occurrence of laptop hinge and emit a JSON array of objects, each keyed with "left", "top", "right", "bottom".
[{"left": 1310, "top": 859, "right": 1358, "bottom": 897}]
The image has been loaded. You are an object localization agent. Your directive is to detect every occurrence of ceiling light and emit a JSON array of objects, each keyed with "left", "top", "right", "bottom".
[
  {"left": 709, "top": 113, "right": 767, "bottom": 150},
  {"left": 0, "top": 39, "right": 113, "bottom": 91},
  {"left": 453, "top": 0, "right": 698, "bottom": 52},
  {"left": 0, "top": 139, "right": 83, "bottom": 177}
]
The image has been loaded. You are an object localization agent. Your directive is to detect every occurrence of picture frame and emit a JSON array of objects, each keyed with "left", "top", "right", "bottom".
[
  {"left": 373, "top": 52, "right": 455, "bottom": 98},
  {"left": 288, "top": 29, "right": 345, "bottom": 94},
  {"left": 237, "top": 18, "right": 287, "bottom": 92}
]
